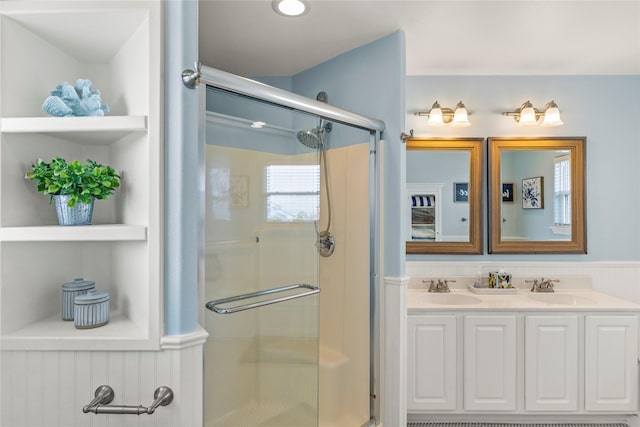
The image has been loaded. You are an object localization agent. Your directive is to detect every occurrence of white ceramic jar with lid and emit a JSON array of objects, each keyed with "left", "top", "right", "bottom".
[
  {"left": 74, "top": 290, "right": 110, "bottom": 329},
  {"left": 61, "top": 278, "right": 95, "bottom": 320}
]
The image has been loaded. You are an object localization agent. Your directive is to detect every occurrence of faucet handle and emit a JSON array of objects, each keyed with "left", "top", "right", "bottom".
[
  {"left": 422, "top": 279, "right": 435, "bottom": 291},
  {"left": 525, "top": 279, "right": 539, "bottom": 291},
  {"left": 435, "top": 278, "right": 452, "bottom": 292}
]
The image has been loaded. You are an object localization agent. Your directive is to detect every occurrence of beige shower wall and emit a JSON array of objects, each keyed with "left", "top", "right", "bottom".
[{"left": 319, "top": 143, "right": 370, "bottom": 426}]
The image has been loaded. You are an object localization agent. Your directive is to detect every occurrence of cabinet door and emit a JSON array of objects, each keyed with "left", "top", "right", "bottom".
[
  {"left": 525, "top": 316, "right": 578, "bottom": 411},
  {"left": 464, "top": 315, "right": 517, "bottom": 411},
  {"left": 407, "top": 314, "right": 456, "bottom": 411},
  {"left": 585, "top": 315, "right": 638, "bottom": 412}
]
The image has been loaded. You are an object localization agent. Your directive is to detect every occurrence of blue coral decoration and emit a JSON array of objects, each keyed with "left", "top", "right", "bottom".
[{"left": 42, "top": 79, "right": 110, "bottom": 117}]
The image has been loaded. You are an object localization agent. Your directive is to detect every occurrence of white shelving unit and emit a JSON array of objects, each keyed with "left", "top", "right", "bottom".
[
  {"left": 407, "top": 183, "right": 442, "bottom": 242},
  {"left": 0, "top": 1, "right": 162, "bottom": 351}
]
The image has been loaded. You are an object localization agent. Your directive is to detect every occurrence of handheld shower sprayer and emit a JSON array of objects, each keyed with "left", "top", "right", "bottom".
[{"left": 295, "top": 91, "right": 335, "bottom": 257}]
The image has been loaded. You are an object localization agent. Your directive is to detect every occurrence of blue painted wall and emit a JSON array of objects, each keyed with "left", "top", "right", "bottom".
[
  {"left": 406, "top": 75, "right": 640, "bottom": 261},
  {"left": 292, "top": 31, "right": 407, "bottom": 278},
  {"left": 164, "top": 1, "right": 201, "bottom": 335}
]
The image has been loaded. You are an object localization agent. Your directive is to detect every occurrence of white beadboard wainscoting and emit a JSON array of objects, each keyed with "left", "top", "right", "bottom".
[
  {"left": 383, "top": 275, "right": 409, "bottom": 427},
  {"left": 1, "top": 329, "right": 207, "bottom": 427}
]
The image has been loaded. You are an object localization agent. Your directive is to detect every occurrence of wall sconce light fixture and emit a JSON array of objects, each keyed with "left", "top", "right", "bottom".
[
  {"left": 415, "top": 101, "right": 471, "bottom": 127},
  {"left": 502, "top": 100, "right": 564, "bottom": 127}
]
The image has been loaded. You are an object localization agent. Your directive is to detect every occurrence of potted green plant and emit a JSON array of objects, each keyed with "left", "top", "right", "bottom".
[{"left": 25, "top": 157, "right": 120, "bottom": 226}]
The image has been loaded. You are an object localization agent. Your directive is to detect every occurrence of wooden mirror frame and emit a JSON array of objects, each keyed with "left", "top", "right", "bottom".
[
  {"left": 406, "top": 137, "right": 484, "bottom": 255},
  {"left": 488, "top": 137, "right": 586, "bottom": 254}
]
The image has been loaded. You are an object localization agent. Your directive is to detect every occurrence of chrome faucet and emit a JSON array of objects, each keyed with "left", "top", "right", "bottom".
[
  {"left": 527, "top": 278, "right": 559, "bottom": 292},
  {"left": 426, "top": 278, "right": 453, "bottom": 293}
]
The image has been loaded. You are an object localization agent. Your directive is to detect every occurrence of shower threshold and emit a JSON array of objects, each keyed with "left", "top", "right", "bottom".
[
  {"left": 207, "top": 400, "right": 368, "bottom": 427},
  {"left": 207, "top": 401, "right": 315, "bottom": 427}
]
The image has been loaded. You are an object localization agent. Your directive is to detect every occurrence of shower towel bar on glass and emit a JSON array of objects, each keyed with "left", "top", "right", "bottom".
[{"left": 206, "top": 283, "right": 320, "bottom": 314}]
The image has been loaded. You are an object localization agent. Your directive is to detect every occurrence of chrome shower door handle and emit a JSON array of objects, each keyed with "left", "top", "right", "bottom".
[{"left": 205, "top": 283, "right": 320, "bottom": 314}]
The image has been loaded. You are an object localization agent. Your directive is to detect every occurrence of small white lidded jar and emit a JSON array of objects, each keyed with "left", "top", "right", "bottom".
[
  {"left": 61, "top": 278, "right": 95, "bottom": 320},
  {"left": 74, "top": 290, "right": 110, "bottom": 329}
]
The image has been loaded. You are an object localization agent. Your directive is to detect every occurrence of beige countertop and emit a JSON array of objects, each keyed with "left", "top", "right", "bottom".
[{"left": 408, "top": 276, "right": 640, "bottom": 313}]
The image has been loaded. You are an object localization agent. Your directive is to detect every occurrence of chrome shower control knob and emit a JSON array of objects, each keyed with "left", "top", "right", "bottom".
[{"left": 316, "top": 231, "right": 335, "bottom": 257}]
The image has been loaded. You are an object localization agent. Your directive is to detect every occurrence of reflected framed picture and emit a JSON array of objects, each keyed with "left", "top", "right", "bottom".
[
  {"left": 454, "top": 182, "right": 469, "bottom": 202},
  {"left": 229, "top": 175, "right": 249, "bottom": 208},
  {"left": 522, "top": 176, "right": 544, "bottom": 209},
  {"left": 502, "top": 182, "right": 514, "bottom": 203}
]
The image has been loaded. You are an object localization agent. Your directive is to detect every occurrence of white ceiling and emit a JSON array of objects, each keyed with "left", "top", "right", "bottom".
[{"left": 199, "top": 0, "right": 640, "bottom": 77}]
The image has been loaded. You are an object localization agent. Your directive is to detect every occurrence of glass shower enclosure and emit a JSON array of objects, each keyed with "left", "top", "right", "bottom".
[{"left": 196, "top": 65, "right": 384, "bottom": 427}]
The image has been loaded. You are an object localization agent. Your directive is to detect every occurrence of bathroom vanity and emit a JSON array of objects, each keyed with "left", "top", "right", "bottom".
[{"left": 407, "top": 277, "right": 639, "bottom": 418}]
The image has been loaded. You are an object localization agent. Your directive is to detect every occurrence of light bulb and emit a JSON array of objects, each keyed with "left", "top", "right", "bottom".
[
  {"left": 541, "top": 101, "right": 564, "bottom": 127},
  {"left": 518, "top": 101, "right": 537, "bottom": 125},
  {"left": 426, "top": 101, "right": 444, "bottom": 127},
  {"left": 451, "top": 101, "right": 470, "bottom": 127},
  {"left": 274, "top": 0, "right": 306, "bottom": 16}
]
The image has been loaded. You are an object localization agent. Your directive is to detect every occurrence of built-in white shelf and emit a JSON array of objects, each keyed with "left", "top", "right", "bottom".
[
  {"left": 0, "top": 1, "right": 161, "bottom": 357},
  {"left": 0, "top": 224, "right": 147, "bottom": 241},
  {"left": 1, "top": 311, "right": 151, "bottom": 351},
  {"left": 0, "top": 116, "right": 148, "bottom": 144}
]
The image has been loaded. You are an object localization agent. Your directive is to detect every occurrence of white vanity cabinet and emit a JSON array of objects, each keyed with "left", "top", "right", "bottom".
[
  {"left": 407, "top": 314, "right": 457, "bottom": 411},
  {"left": 585, "top": 315, "right": 638, "bottom": 412},
  {"left": 407, "top": 313, "right": 518, "bottom": 412},
  {"left": 408, "top": 310, "right": 639, "bottom": 416},
  {"left": 525, "top": 315, "right": 579, "bottom": 411},
  {"left": 463, "top": 315, "right": 517, "bottom": 411}
]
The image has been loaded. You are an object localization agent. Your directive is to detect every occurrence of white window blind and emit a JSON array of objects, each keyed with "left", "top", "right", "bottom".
[
  {"left": 554, "top": 154, "right": 571, "bottom": 226},
  {"left": 265, "top": 165, "right": 320, "bottom": 222}
]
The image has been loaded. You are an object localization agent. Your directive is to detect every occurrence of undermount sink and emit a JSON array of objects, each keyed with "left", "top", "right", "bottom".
[
  {"left": 528, "top": 293, "right": 596, "bottom": 306},
  {"left": 420, "top": 293, "right": 482, "bottom": 305}
]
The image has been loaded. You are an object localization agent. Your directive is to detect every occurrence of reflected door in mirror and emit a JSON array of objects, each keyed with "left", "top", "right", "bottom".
[{"left": 405, "top": 138, "right": 483, "bottom": 255}]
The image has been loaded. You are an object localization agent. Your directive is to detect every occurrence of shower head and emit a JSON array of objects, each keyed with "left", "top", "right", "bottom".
[
  {"left": 316, "top": 91, "right": 328, "bottom": 103},
  {"left": 296, "top": 91, "right": 332, "bottom": 149},
  {"left": 296, "top": 119, "right": 332, "bottom": 149},
  {"left": 296, "top": 128, "right": 323, "bottom": 149}
]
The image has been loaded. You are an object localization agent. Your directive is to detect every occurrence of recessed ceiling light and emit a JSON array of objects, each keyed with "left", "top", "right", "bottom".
[
  {"left": 272, "top": 0, "right": 309, "bottom": 17},
  {"left": 251, "top": 121, "right": 266, "bottom": 128}
]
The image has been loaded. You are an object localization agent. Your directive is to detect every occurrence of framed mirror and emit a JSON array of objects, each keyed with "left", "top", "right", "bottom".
[
  {"left": 405, "top": 137, "right": 483, "bottom": 254},
  {"left": 488, "top": 137, "right": 586, "bottom": 254}
]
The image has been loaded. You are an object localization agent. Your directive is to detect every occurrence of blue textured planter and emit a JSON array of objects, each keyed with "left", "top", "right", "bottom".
[{"left": 54, "top": 195, "right": 94, "bottom": 226}]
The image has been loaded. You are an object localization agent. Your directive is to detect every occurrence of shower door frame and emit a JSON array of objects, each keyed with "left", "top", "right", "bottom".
[{"left": 185, "top": 64, "right": 385, "bottom": 426}]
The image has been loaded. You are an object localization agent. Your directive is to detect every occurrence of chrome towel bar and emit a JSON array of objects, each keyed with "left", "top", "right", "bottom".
[
  {"left": 206, "top": 283, "right": 320, "bottom": 314},
  {"left": 83, "top": 385, "right": 173, "bottom": 415}
]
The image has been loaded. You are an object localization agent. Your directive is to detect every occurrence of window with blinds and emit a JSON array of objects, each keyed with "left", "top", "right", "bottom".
[
  {"left": 554, "top": 154, "right": 571, "bottom": 226},
  {"left": 265, "top": 165, "right": 320, "bottom": 222}
]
